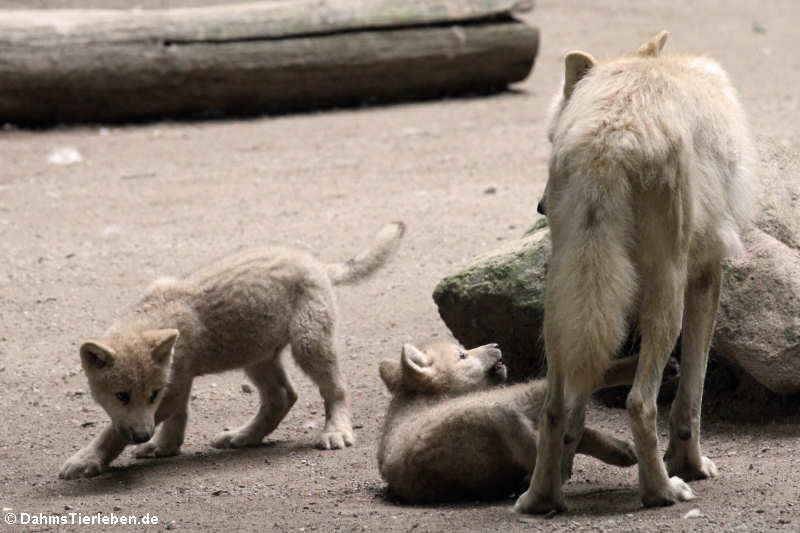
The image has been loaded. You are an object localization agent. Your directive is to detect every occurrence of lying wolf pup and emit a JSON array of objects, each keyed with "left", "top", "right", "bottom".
[
  {"left": 60, "top": 222, "right": 404, "bottom": 480},
  {"left": 377, "top": 342, "right": 638, "bottom": 502}
]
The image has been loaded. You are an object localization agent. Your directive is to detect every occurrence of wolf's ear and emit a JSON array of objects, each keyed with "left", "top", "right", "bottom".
[
  {"left": 401, "top": 343, "right": 432, "bottom": 379},
  {"left": 143, "top": 329, "right": 179, "bottom": 365},
  {"left": 563, "top": 51, "right": 597, "bottom": 99},
  {"left": 636, "top": 30, "right": 669, "bottom": 57},
  {"left": 379, "top": 360, "right": 402, "bottom": 392},
  {"left": 80, "top": 340, "right": 116, "bottom": 370}
]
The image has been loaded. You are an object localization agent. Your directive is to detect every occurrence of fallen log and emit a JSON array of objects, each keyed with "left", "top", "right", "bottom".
[{"left": 0, "top": 0, "right": 539, "bottom": 124}]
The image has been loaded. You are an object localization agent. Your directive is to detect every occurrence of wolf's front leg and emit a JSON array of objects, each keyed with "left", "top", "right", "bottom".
[
  {"left": 135, "top": 380, "right": 192, "bottom": 458},
  {"left": 664, "top": 263, "right": 721, "bottom": 482},
  {"left": 134, "top": 411, "right": 187, "bottom": 458},
  {"left": 59, "top": 424, "right": 128, "bottom": 479}
]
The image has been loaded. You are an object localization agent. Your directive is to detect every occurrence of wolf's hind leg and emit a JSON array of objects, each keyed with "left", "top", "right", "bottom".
[
  {"left": 514, "top": 366, "right": 567, "bottom": 514},
  {"left": 289, "top": 301, "right": 353, "bottom": 450},
  {"left": 664, "top": 262, "right": 721, "bottom": 481},
  {"left": 628, "top": 261, "right": 694, "bottom": 507},
  {"left": 212, "top": 354, "right": 297, "bottom": 449}
]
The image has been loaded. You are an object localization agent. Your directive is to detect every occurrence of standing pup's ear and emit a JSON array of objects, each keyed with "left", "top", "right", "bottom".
[
  {"left": 379, "top": 360, "right": 402, "bottom": 392},
  {"left": 563, "top": 51, "right": 597, "bottom": 99},
  {"left": 80, "top": 340, "right": 116, "bottom": 370},
  {"left": 636, "top": 30, "right": 669, "bottom": 57},
  {"left": 143, "top": 329, "right": 180, "bottom": 365}
]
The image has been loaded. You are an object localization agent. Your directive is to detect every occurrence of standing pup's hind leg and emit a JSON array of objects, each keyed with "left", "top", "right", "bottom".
[
  {"left": 213, "top": 354, "right": 297, "bottom": 449},
  {"left": 664, "top": 262, "right": 721, "bottom": 481},
  {"left": 289, "top": 303, "right": 354, "bottom": 450}
]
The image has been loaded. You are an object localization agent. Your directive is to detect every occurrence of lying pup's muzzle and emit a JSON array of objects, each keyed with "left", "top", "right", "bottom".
[{"left": 490, "top": 359, "right": 508, "bottom": 382}]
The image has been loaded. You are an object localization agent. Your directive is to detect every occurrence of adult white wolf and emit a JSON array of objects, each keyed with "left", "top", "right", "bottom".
[{"left": 516, "top": 31, "right": 753, "bottom": 513}]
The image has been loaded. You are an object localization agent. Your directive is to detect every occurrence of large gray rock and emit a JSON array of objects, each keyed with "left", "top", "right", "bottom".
[
  {"left": 716, "top": 139, "right": 800, "bottom": 394},
  {"left": 433, "top": 218, "right": 550, "bottom": 381},
  {"left": 434, "top": 138, "right": 800, "bottom": 395}
]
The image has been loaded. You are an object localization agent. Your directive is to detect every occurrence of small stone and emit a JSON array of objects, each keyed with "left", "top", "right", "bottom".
[{"left": 683, "top": 508, "right": 703, "bottom": 519}]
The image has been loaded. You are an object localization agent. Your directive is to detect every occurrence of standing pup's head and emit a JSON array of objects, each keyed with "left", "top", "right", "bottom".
[
  {"left": 79, "top": 329, "right": 178, "bottom": 444},
  {"left": 379, "top": 342, "right": 506, "bottom": 396}
]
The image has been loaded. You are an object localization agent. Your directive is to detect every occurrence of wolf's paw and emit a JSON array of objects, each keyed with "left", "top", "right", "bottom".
[
  {"left": 211, "top": 430, "right": 262, "bottom": 449},
  {"left": 641, "top": 476, "right": 695, "bottom": 507},
  {"left": 513, "top": 488, "right": 566, "bottom": 515},
  {"left": 315, "top": 428, "right": 355, "bottom": 450},
  {"left": 667, "top": 455, "right": 718, "bottom": 481},
  {"left": 134, "top": 441, "right": 180, "bottom": 459},
  {"left": 59, "top": 452, "right": 105, "bottom": 480}
]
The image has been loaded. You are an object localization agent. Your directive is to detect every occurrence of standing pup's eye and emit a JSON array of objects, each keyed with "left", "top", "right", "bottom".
[
  {"left": 115, "top": 392, "right": 131, "bottom": 405},
  {"left": 458, "top": 351, "right": 467, "bottom": 360},
  {"left": 149, "top": 389, "right": 161, "bottom": 403}
]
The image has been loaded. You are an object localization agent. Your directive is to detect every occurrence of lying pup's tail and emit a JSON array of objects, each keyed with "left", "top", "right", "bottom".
[{"left": 327, "top": 222, "right": 405, "bottom": 286}]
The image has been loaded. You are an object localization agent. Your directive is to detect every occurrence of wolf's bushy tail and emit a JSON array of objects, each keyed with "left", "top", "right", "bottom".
[
  {"left": 545, "top": 172, "right": 638, "bottom": 394},
  {"left": 327, "top": 222, "right": 405, "bottom": 286}
]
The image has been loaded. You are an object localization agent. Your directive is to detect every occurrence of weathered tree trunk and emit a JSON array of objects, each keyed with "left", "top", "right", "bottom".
[{"left": 0, "top": 0, "right": 539, "bottom": 124}]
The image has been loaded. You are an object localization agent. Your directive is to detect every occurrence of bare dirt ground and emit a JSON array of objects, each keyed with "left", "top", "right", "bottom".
[{"left": 2, "top": 1, "right": 800, "bottom": 531}]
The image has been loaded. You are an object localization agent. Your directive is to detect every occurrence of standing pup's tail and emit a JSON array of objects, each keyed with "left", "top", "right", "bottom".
[{"left": 327, "top": 222, "right": 406, "bottom": 285}]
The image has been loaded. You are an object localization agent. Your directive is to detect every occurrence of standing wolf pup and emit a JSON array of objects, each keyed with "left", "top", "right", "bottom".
[
  {"left": 378, "top": 342, "right": 639, "bottom": 503},
  {"left": 516, "top": 31, "right": 753, "bottom": 514},
  {"left": 59, "top": 222, "right": 405, "bottom": 480}
]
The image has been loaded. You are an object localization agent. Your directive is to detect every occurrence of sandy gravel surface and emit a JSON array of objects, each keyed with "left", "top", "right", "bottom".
[{"left": 1, "top": 1, "right": 799, "bottom": 531}]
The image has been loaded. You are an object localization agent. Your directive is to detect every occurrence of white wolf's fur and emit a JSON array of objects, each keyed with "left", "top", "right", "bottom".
[
  {"left": 516, "top": 31, "right": 753, "bottom": 513},
  {"left": 59, "top": 223, "right": 404, "bottom": 480},
  {"left": 377, "top": 342, "right": 639, "bottom": 503}
]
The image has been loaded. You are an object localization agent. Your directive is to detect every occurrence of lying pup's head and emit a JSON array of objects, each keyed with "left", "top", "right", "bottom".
[
  {"left": 379, "top": 342, "right": 506, "bottom": 396},
  {"left": 79, "top": 329, "right": 178, "bottom": 444}
]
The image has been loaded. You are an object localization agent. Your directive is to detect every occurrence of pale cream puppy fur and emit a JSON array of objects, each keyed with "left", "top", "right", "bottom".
[
  {"left": 377, "top": 342, "right": 639, "bottom": 503},
  {"left": 60, "top": 222, "right": 404, "bottom": 480},
  {"left": 515, "top": 31, "right": 753, "bottom": 514}
]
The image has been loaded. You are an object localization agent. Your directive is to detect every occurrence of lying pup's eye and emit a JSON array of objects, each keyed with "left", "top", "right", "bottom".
[
  {"left": 149, "top": 389, "right": 161, "bottom": 403},
  {"left": 458, "top": 351, "right": 467, "bottom": 360},
  {"left": 115, "top": 392, "right": 131, "bottom": 405}
]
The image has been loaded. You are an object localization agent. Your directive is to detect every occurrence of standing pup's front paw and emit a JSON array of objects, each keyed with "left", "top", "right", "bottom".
[
  {"left": 212, "top": 429, "right": 261, "bottom": 449},
  {"left": 134, "top": 441, "right": 181, "bottom": 459},
  {"left": 59, "top": 451, "right": 105, "bottom": 479}
]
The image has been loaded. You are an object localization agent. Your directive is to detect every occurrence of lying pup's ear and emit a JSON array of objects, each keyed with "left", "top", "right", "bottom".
[
  {"left": 401, "top": 343, "right": 432, "bottom": 379},
  {"left": 636, "top": 30, "right": 669, "bottom": 57},
  {"left": 563, "top": 51, "right": 597, "bottom": 99},
  {"left": 379, "top": 360, "right": 402, "bottom": 392}
]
